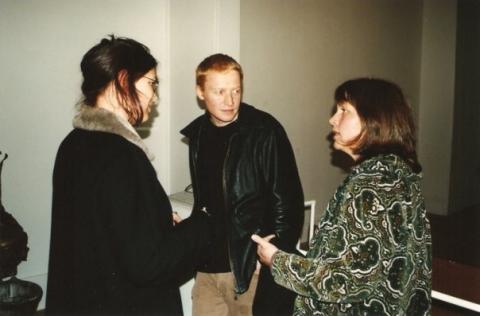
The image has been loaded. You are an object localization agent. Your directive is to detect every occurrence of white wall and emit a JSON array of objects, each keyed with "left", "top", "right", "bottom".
[
  {"left": 0, "top": 0, "right": 239, "bottom": 311},
  {"left": 240, "top": 0, "right": 423, "bottom": 219},
  {"left": 0, "top": 0, "right": 170, "bottom": 309},
  {"left": 169, "top": 0, "right": 240, "bottom": 194}
]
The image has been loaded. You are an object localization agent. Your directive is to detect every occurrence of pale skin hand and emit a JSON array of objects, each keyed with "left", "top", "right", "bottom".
[
  {"left": 251, "top": 234, "right": 278, "bottom": 267},
  {"left": 255, "top": 260, "right": 261, "bottom": 274},
  {"left": 172, "top": 211, "right": 182, "bottom": 225}
]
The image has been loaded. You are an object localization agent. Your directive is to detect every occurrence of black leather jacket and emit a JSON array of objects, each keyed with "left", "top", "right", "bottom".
[{"left": 181, "top": 103, "right": 304, "bottom": 294}]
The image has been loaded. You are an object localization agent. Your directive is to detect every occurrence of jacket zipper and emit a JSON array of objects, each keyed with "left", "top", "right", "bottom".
[
  {"left": 223, "top": 132, "right": 240, "bottom": 294},
  {"left": 191, "top": 125, "right": 202, "bottom": 209}
]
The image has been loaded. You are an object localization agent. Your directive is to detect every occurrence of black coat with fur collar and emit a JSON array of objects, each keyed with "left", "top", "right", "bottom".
[{"left": 46, "top": 106, "right": 212, "bottom": 316}]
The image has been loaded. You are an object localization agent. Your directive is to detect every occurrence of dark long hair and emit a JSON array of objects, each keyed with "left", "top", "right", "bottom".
[
  {"left": 334, "top": 78, "right": 422, "bottom": 173},
  {"left": 80, "top": 35, "right": 157, "bottom": 125}
]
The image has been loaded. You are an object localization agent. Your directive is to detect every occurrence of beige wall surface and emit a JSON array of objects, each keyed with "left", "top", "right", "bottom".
[
  {"left": 418, "top": 0, "right": 457, "bottom": 215},
  {"left": 240, "top": 0, "right": 423, "bottom": 219}
]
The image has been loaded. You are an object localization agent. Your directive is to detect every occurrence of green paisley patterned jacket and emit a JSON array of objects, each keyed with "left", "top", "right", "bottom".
[{"left": 271, "top": 154, "right": 432, "bottom": 315}]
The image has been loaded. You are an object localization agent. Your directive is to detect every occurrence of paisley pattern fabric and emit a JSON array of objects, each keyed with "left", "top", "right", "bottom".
[{"left": 271, "top": 154, "right": 432, "bottom": 315}]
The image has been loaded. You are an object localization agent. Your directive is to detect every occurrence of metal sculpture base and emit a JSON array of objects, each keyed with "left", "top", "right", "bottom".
[{"left": 0, "top": 276, "right": 43, "bottom": 316}]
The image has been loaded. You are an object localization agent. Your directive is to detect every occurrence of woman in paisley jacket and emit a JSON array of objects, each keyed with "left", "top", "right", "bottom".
[{"left": 252, "top": 78, "right": 432, "bottom": 315}]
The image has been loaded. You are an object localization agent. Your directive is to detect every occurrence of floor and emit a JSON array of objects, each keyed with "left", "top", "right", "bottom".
[
  {"left": 33, "top": 301, "right": 478, "bottom": 316},
  {"left": 432, "top": 299, "right": 480, "bottom": 315}
]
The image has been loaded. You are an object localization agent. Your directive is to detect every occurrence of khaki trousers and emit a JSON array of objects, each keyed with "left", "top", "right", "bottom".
[{"left": 192, "top": 272, "right": 259, "bottom": 316}]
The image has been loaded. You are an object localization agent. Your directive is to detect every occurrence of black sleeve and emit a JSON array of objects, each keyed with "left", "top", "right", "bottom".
[
  {"left": 99, "top": 150, "right": 212, "bottom": 287},
  {"left": 262, "top": 123, "right": 304, "bottom": 252}
]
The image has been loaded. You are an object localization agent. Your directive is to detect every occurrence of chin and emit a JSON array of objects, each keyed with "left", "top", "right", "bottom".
[
  {"left": 332, "top": 142, "right": 342, "bottom": 151},
  {"left": 219, "top": 115, "right": 235, "bottom": 123}
]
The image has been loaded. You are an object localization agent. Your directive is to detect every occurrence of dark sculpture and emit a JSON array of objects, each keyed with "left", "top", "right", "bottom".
[
  {"left": 0, "top": 152, "right": 29, "bottom": 279},
  {"left": 0, "top": 152, "right": 42, "bottom": 315}
]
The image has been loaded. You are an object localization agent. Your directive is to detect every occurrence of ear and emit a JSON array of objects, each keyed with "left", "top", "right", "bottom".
[
  {"left": 196, "top": 85, "right": 205, "bottom": 100},
  {"left": 117, "top": 69, "right": 129, "bottom": 91}
]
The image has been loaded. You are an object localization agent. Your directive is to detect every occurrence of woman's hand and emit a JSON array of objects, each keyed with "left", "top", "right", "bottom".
[
  {"left": 251, "top": 234, "right": 278, "bottom": 267},
  {"left": 172, "top": 211, "right": 182, "bottom": 225}
]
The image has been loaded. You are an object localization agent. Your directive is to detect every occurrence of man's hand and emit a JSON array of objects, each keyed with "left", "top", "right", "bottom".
[{"left": 251, "top": 234, "right": 278, "bottom": 267}]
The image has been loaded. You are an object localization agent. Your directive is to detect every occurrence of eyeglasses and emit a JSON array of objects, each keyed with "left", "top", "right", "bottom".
[{"left": 143, "top": 76, "right": 159, "bottom": 93}]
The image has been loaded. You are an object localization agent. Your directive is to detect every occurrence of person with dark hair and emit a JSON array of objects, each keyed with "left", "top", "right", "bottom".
[
  {"left": 181, "top": 54, "right": 304, "bottom": 316},
  {"left": 253, "top": 78, "right": 432, "bottom": 315},
  {"left": 46, "top": 35, "right": 213, "bottom": 315}
]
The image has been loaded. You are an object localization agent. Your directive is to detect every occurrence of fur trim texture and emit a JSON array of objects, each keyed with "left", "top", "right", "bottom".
[{"left": 73, "top": 105, "right": 154, "bottom": 160}]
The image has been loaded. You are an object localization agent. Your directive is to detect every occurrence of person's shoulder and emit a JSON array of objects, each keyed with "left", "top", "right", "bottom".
[
  {"left": 346, "top": 154, "right": 416, "bottom": 194},
  {"left": 60, "top": 128, "right": 146, "bottom": 160},
  {"left": 240, "top": 103, "right": 283, "bottom": 131},
  {"left": 180, "top": 113, "right": 207, "bottom": 137},
  {"left": 345, "top": 158, "right": 383, "bottom": 187},
  {"left": 360, "top": 154, "right": 415, "bottom": 179},
  {"left": 58, "top": 128, "right": 79, "bottom": 146}
]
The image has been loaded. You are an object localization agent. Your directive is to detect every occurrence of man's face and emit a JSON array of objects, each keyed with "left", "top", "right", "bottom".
[{"left": 196, "top": 69, "right": 242, "bottom": 127}]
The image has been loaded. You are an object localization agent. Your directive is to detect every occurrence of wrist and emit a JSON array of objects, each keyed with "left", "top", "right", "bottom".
[{"left": 269, "top": 249, "right": 280, "bottom": 267}]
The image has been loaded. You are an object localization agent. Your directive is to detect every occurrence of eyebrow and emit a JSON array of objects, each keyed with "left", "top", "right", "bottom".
[{"left": 144, "top": 76, "right": 158, "bottom": 83}]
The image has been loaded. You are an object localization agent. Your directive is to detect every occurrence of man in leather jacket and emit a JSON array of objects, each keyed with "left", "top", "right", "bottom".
[{"left": 181, "top": 54, "right": 304, "bottom": 316}]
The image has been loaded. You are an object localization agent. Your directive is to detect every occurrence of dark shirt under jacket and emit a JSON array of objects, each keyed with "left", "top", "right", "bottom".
[{"left": 198, "top": 120, "right": 238, "bottom": 273}]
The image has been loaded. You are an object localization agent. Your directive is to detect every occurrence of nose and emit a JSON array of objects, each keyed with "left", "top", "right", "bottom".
[
  {"left": 152, "top": 92, "right": 159, "bottom": 105},
  {"left": 329, "top": 113, "right": 337, "bottom": 127},
  {"left": 224, "top": 92, "right": 234, "bottom": 107}
]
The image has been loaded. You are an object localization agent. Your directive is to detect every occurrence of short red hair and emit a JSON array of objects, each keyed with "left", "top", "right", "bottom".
[{"left": 196, "top": 54, "right": 243, "bottom": 90}]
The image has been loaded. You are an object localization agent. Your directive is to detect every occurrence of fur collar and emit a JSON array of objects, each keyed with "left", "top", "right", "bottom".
[{"left": 73, "top": 105, "right": 154, "bottom": 160}]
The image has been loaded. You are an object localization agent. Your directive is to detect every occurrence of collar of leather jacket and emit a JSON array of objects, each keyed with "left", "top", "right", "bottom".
[{"left": 180, "top": 103, "right": 266, "bottom": 139}]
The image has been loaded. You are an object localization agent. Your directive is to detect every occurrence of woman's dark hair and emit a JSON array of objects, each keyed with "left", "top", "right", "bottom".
[
  {"left": 334, "top": 78, "right": 422, "bottom": 173},
  {"left": 80, "top": 35, "right": 157, "bottom": 125}
]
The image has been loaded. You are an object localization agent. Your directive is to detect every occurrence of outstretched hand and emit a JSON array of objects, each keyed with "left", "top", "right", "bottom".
[{"left": 251, "top": 234, "right": 278, "bottom": 267}]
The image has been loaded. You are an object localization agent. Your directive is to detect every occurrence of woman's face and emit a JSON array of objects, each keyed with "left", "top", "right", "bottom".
[
  {"left": 135, "top": 68, "right": 158, "bottom": 123},
  {"left": 329, "top": 101, "right": 363, "bottom": 159}
]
